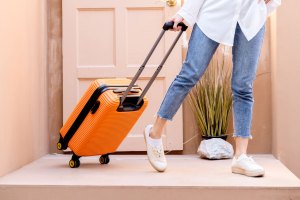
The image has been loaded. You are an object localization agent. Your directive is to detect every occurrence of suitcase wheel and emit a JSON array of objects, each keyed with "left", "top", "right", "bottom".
[
  {"left": 57, "top": 135, "right": 68, "bottom": 150},
  {"left": 69, "top": 159, "right": 80, "bottom": 168},
  {"left": 57, "top": 141, "right": 68, "bottom": 151},
  {"left": 57, "top": 142, "right": 62, "bottom": 150},
  {"left": 99, "top": 154, "right": 110, "bottom": 165},
  {"left": 69, "top": 154, "right": 81, "bottom": 168}
]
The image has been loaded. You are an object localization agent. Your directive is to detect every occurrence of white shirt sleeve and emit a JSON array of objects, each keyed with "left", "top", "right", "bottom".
[
  {"left": 176, "top": 0, "right": 205, "bottom": 26},
  {"left": 267, "top": 0, "right": 281, "bottom": 16}
]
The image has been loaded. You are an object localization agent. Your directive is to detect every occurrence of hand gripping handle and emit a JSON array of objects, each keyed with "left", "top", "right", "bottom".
[{"left": 163, "top": 21, "right": 188, "bottom": 31}]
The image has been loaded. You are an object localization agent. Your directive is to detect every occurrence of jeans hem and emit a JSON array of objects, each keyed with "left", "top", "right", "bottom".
[
  {"left": 232, "top": 133, "right": 253, "bottom": 140},
  {"left": 156, "top": 113, "right": 173, "bottom": 121}
]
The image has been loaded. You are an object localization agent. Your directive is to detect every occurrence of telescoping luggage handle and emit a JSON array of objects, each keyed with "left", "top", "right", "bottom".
[{"left": 120, "top": 21, "right": 188, "bottom": 106}]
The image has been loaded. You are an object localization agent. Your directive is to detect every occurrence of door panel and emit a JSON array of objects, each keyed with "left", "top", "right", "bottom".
[
  {"left": 63, "top": 0, "right": 183, "bottom": 151},
  {"left": 78, "top": 9, "right": 115, "bottom": 67}
]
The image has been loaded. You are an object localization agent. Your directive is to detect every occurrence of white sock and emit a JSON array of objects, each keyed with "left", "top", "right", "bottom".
[
  {"left": 148, "top": 136, "right": 162, "bottom": 147},
  {"left": 148, "top": 127, "right": 162, "bottom": 147}
]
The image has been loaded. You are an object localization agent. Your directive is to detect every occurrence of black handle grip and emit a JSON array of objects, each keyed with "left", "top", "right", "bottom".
[{"left": 163, "top": 21, "right": 188, "bottom": 31}]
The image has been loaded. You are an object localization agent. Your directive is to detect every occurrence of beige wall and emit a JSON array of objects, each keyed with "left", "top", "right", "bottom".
[
  {"left": 272, "top": 1, "right": 300, "bottom": 178},
  {"left": 0, "top": 0, "right": 48, "bottom": 176}
]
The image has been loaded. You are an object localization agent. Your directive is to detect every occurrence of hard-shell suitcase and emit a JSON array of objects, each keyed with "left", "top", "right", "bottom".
[{"left": 57, "top": 22, "right": 188, "bottom": 168}]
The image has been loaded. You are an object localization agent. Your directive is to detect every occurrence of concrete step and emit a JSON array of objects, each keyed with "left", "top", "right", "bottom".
[{"left": 0, "top": 154, "right": 299, "bottom": 200}]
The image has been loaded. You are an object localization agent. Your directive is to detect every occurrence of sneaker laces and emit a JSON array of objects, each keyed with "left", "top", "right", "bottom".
[
  {"left": 246, "top": 155, "right": 255, "bottom": 162},
  {"left": 243, "top": 155, "right": 260, "bottom": 168},
  {"left": 150, "top": 145, "right": 164, "bottom": 159}
]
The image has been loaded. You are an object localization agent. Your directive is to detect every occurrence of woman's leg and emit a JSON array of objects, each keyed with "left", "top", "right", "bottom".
[
  {"left": 151, "top": 24, "right": 219, "bottom": 139},
  {"left": 231, "top": 23, "right": 266, "bottom": 176},
  {"left": 144, "top": 24, "right": 219, "bottom": 172}
]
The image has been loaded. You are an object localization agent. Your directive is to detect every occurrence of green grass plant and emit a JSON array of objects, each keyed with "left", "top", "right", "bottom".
[{"left": 188, "top": 48, "right": 232, "bottom": 137}]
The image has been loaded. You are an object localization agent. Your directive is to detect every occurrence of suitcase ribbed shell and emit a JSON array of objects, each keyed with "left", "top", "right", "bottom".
[{"left": 60, "top": 79, "right": 148, "bottom": 156}]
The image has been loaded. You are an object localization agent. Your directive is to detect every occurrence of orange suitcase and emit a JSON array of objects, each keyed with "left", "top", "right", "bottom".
[{"left": 57, "top": 22, "right": 188, "bottom": 168}]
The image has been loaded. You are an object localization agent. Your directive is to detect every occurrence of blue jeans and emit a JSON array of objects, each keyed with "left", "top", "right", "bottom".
[{"left": 157, "top": 23, "right": 265, "bottom": 139}]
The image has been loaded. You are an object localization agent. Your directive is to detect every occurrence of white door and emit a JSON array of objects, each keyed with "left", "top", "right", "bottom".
[{"left": 63, "top": 0, "right": 184, "bottom": 151}]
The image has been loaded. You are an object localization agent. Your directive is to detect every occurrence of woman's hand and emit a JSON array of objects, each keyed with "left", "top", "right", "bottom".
[
  {"left": 167, "top": 14, "right": 184, "bottom": 31},
  {"left": 259, "top": 0, "right": 271, "bottom": 4}
]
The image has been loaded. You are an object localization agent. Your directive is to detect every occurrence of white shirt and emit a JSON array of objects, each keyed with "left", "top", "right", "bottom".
[{"left": 177, "top": 0, "right": 281, "bottom": 46}]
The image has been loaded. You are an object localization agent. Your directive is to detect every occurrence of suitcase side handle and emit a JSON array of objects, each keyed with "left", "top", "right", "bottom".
[{"left": 120, "top": 22, "right": 188, "bottom": 106}]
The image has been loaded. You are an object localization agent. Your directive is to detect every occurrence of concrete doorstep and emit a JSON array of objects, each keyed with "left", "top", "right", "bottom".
[{"left": 0, "top": 154, "right": 299, "bottom": 200}]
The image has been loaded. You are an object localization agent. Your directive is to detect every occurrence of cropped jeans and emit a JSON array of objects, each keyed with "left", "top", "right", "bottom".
[{"left": 157, "top": 23, "right": 265, "bottom": 139}]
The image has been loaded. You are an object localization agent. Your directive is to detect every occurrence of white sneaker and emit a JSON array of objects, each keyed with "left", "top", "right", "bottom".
[
  {"left": 231, "top": 154, "right": 265, "bottom": 177},
  {"left": 143, "top": 124, "right": 167, "bottom": 172}
]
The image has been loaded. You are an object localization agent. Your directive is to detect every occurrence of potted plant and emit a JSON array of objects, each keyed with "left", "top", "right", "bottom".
[{"left": 188, "top": 47, "right": 232, "bottom": 140}]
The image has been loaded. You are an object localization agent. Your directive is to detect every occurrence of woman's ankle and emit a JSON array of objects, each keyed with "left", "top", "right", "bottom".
[
  {"left": 234, "top": 152, "right": 247, "bottom": 158},
  {"left": 150, "top": 126, "right": 163, "bottom": 139},
  {"left": 149, "top": 116, "right": 167, "bottom": 139},
  {"left": 149, "top": 130, "right": 162, "bottom": 139}
]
